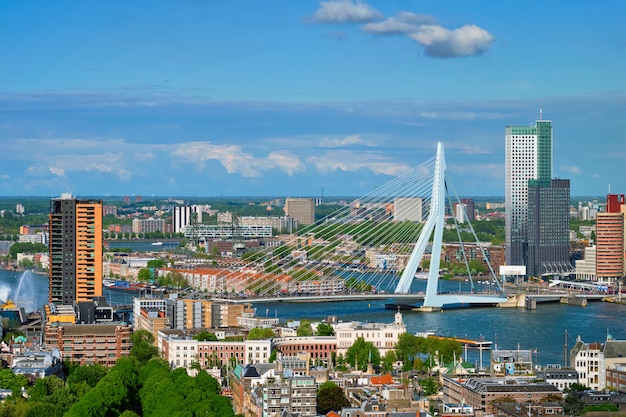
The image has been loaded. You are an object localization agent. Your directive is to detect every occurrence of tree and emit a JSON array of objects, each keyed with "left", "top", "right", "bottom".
[
  {"left": 562, "top": 395, "right": 585, "bottom": 416},
  {"left": 137, "top": 268, "right": 151, "bottom": 282},
  {"left": 296, "top": 320, "right": 313, "bottom": 337},
  {"left": 316, "top": 381, "right": 349, "bottom": 415},
  {"left": 418, "top": 377, "right": 439, "bottom": 396},
  {"left": 345, "top": 337, "right": 380, "bottom": 372},
  {"left": 129, "top": 330, "right": 158, "bottom": 364},
  {"left": 316, "top": 323, "right": 335, "bottom": 336},
  {"left": 146, "top": 259, "right": 167, "bottom": 268},
  {"left": 382, "top": 350, "right": 397, "bottom": 372},
  {"left": 247, "top": 328, "right": 276, "bottom": 340},
  {"left": 193, "top": 331, "right": 218, "bottom": 341}
]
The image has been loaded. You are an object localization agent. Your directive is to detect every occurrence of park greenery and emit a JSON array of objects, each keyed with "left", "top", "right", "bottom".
[
  {"left": 0, "top": 330, "right": 233, "bottom": 417},
  {"left": 395, "top": 333, "right": 463, "bottom": 371}
]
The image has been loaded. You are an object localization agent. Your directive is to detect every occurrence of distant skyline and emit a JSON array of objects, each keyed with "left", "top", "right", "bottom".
[{"left": 1, "top": 1, "right": 624, "bottom": 197}]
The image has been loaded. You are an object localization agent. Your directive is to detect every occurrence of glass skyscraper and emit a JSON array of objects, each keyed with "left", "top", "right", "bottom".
[{"left": 505, "top": 118, "right": 571, "bottom": 276}]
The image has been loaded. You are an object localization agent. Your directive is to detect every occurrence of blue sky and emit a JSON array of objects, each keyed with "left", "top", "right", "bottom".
[{"left": 1, "top": 0, "right": 624, "bottom": 198}]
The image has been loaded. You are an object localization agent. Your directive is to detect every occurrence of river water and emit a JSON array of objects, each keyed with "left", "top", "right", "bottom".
[{"left": 3, "top": 269, "right": 623, "bottom": 367}]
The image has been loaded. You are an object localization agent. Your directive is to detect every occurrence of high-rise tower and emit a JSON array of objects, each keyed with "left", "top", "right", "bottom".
[
  {"left": 505, "top": 119, "right": 553, "bottom": 267},
  {"left": 49, "top": 194, "right": 103, "bottom": 304}
]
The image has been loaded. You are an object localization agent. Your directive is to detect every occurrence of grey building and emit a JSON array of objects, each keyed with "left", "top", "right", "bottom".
[{"left": 526, "top": 179, "right": 571, "bottom": 277}]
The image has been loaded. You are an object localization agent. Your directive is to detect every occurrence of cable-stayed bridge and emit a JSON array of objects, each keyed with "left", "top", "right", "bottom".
[{"left": 206, "top": 142, "right": 508, "bottom": 310}]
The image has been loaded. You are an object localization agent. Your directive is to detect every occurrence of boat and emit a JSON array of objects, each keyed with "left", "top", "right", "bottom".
[
  {"left": 151, "top": 241, "right": 163, "bottom": 246},
  {"left": 602, "top": 296, "right": 616, "bottom": 303},
  {"left": 415, "top": 272, "right": 429, "bottom": 280}
]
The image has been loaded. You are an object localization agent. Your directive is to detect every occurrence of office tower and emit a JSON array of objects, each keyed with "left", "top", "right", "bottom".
[
  {"left": 284, "top": 198, "right": 315, "bottom": 225},
  {"left": 596, "top": 194, "right": 626, "bottom": 283},
  {"left": 49, "top": 194, "right": 103, "bottom": 304},
  {"left": 505, "top": 118, "right": 553, "bottom": 268},
  {"left": 172, "top": 205, "right": 203, "bottom": 234},
  {"left": 394, "top": 197, "right": 423, "bottom": 222},
  {"left": 526, "top": 179, "right": 571, "bottom": 277}
]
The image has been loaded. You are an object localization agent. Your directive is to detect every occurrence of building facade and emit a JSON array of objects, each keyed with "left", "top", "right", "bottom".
[
  {"left": 596, "top": 211, "right": 625, "bottom": 283},
  {"left": 48, "top": 194, "right": 103, "bottom": 304},
  {"left": 44, "top": 323, "right": 133, "bottom": 367},
  {"left": 505, "top": 119, "right": 552, "bottom": 269},
  {"left": 526, "top": 179, "right": 571, "bottom": 277},
  {"left": 284, "top": 198, "right": 315, "bottom": 226},
  {"left": 393, "top": 197, "right": 423, "bottom": 222}
]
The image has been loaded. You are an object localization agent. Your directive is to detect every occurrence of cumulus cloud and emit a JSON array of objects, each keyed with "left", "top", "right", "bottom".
[
  {"left": 307, "top": 150, "right": 410, "bottom": 175},
  {"left": 560, "top": 165, "right": 582, "bottom": 175},
  {"left": 266, "top": 152, "right": 306, "bottom": 175},
  {"left": 410, "top": 24, "right": 494, "bottom": 58},
  {"left": 311, "top": 0, "right": 382, "bottom": 23},
  {"left": 362, "top": 12, "right": 437, "bottom": 35},
  {"left": 43, "top": 152, "right": 132, "bottom": 180},
  {"left": 171, "top": 142, "right": 305, "bottom": 177}
]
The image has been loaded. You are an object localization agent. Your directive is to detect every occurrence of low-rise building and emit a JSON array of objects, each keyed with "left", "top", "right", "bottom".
[
  {"left": 44, "top": 323, "right": 133, "bottom": 367},
  {"left": 443, "top": 375, "right": 561, "bottom": 413},
  {"left": 334, "top": 311, "right": 406, "bottom": 357}
]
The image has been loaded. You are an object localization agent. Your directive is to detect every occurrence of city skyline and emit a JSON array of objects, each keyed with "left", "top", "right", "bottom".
[{"left": 1, "top": 1, "right": 624, "bottom": 197}]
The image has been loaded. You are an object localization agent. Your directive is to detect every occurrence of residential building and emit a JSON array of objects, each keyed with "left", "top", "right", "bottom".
[
  {"left": 48, "top": 194, "right": 103, "bottom": 304},
  {"left": 443, "top": 375, "right": 561, "bottom": 413},
  {"left": 172, "top": 205, "right": 203, "bottom": 234},
  {"left": 526, "top": 179, "right": 571, "bottom": 277},
  {"left": 575, "top": 245, "right": 597, "bottom": 281},
  {"left": 571, "top": 337, "right": 603, "bottom": 390},
  {"left": 284, "top": 198, "right": 315, "bottom": 225},
  {"left": 44, "top": 323, "right": 133, "bottom": 367},
  {"left": 394, "top": 197, "right": 423, "bottom": 222},
  {"left": 131, "top": 217, "right": 166, "bottom": 234},
  {"left": 596, "top": 211, "right": 625, "bottom": 283},
  {"left": 262, "top": 376, "right": 317, "bottom": 417},
  {"left": 272, "top": 336, "right": 337, "bottom": 365},
  {"left": 334, "top": 311, "right": 406, "bottom": 357},
  {"left": 535, "top": 366, "right": 579, "bottom": 391},
  {"left": 505, "top": 118, "right": 553, "bottom": 269}
]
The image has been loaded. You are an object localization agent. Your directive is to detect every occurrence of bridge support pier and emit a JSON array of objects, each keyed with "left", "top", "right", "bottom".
[{"left": 412, "top": 305, "right": 442, "bottom": 313}]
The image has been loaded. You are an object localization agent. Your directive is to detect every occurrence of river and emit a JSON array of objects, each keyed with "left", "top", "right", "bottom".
[{"left": 2, "top": 269, "right": 623, "bottom": 367}]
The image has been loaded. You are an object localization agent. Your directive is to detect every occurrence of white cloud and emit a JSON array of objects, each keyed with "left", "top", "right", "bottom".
[
  {"left": 266, "top": 152, "right": 306, "bottom": 175},
  {"left": 311, "top": 0, "right": 382, "bottom": 23},
  {"left": 560, "top": 165, "right": 582, "bottom": 175},
  {"left": 318, "top": 134, "right": 368, "bottom": 148},
  {"left": 362, "top": 12, "right": 437, "bottom": 35},
  {"left": 307, "top": 150, "right": 410, "bottom": 175},
  {"left": 410, "top": 24, "right": 494, "bottom": 58},
  {"left": 171, "top": 142, "right": 306, "bottom": 177}
]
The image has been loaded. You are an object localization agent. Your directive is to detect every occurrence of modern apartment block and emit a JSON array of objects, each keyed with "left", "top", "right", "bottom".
[
  {"left": 596, "top": 212, "right": 625, "bottom": 282},
  {"left": 49, "top": 194, "right": 103, "bottom": 304},
  {"left": 172, "top": 205, "right": 203, "bottom": 234},
  {"left": 284, "top": 198, "right": 315, "bottom": 225}
]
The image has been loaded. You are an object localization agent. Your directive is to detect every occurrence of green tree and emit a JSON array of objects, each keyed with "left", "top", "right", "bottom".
[
  {"left": 66, "top": 364, "right": 107, "bottom": 389},
  {"left": 382, "top": 350, "right": 397, "bottom": 372},
  {"left": 193, "top": 331, "right": 218, "bottom": 341},
  {"left": 562, "top": 395, "right": 585, "bottom": 416},
  {"left": 137, "top": 268, "right": 151, "bottom": 282},
  {"left": 345, "top": 337, "right": 380, "bottom": 372},
  {"left": 296, "top": 320, "right": 313, "bottom": 337},
  {"left": 129, "top": 330, "right": 158, "bottom": 364},
  {"left": 316, "top": 381, "right": 350, "bottom": 415},
  {"left": 419, "top": 377, "right": 439, "bottom": 396},
  {"left": 316, "top": 323, "right": 335, "bottom": 336},
  {"left": 247, "top": 328, "right": 276, "bottom": 340},
  {"left": 146, "top": 259, "right": 167, "bottom": 268}
]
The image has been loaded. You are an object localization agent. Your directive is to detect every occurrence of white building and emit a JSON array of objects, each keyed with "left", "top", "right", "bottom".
[
  {"left": 334, "top": 311, "right": 406, "bottom": 357},
  {"left": 172, "top": 205, "right": 204, "bottom": 234},
  {"left": 571, "top": 337, "right": 603, "bottom": 390},
  {"left": 394, "top": 197, "right": 423, "bottom": 222},
  {"left": 575, "top": 245, "right": 597, "bottom": 281}
]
